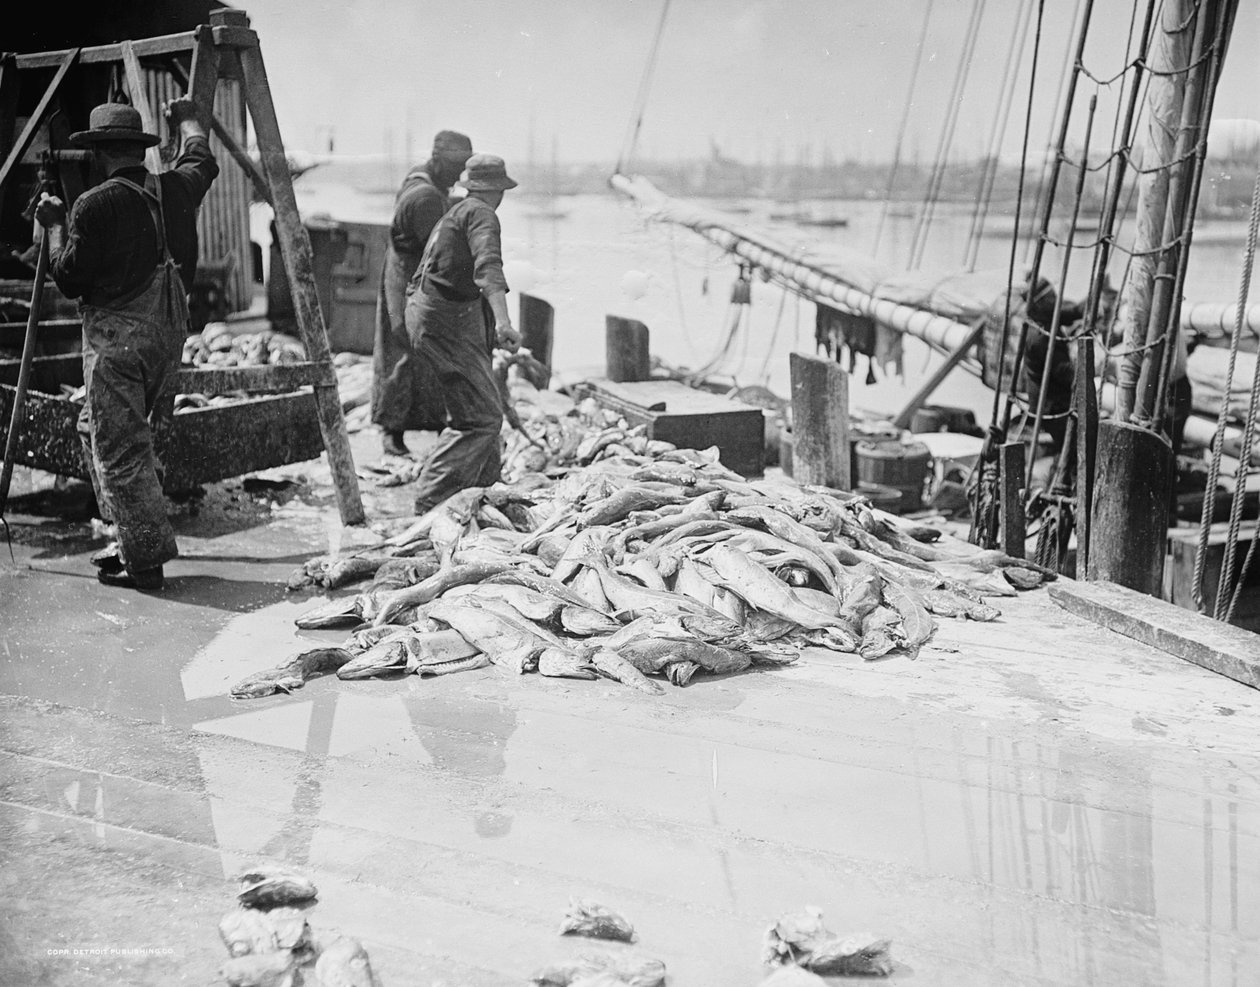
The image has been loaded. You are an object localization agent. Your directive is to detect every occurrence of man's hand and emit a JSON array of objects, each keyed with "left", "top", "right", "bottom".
[
  {"left": 164, "top": 96, "right": 205, "bottom": 131},
  {"left": 34, "top": 193, "right": 66, "bottom": 229},
  {"left": 495, "top": 322, "right": 522, "bottom": 353}
]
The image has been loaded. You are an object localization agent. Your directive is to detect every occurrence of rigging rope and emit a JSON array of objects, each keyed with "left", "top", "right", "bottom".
[
  {"left": 1023, "top": 0, "right": 1086, "bottom": 267},
  {"left": 1200, "top": 162, "right": 1260, "bottom": 618},
  {"left": 908, "top": 0, "right": 989, "bottom": 270},
  {"left": 969, "top": 0, "right": 1047, "bottom": 547},
  {"left": 615, "top": 0, "right": 672, "bottom": 175},
  {"left": 871, "top": 0, "right": 937, "bottom": 256},
  {"left": 964, "top": 0, "right": 1036, "bottom": 271}
]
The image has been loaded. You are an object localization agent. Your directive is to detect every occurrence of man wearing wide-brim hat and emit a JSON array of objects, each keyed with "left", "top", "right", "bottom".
[
  {"left": 371, "top": 129, "right": 473, "bottom": 458},
  {"left": 36, "top": 97, "right": 219, "bottom": 591},
  {"left": 404, "top": 153, "right": 522, "bottom": 514}
]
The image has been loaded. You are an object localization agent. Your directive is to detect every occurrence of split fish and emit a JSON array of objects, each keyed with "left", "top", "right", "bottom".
[
  {"left": 617, "top": 637, "right": 753, "bottom": 677},
  {"left": 575, "top": 484, "right": 687, "bottom": 528},
  {"left": 552, "top": 525, "right": 615, "bottom": 583},
  {"left": 558, "top": 605, "right": 621, "bottom": 636},
  {"left": 858, "top": 606, "right": 905, "bottom": 660},
  {"left": 231, "top": 648, "right": 354, "bottom": 698}
]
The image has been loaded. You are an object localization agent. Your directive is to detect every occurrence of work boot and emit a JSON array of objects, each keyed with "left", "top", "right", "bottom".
[
  {"left": 98, "top": 565, "right": 164, "bottom": 592},
  {"left": 90, "top": 543, "right": 124, "bottom": 574},
  {"left": 381, "top": 430, "right": 411, "bottom": 458}
]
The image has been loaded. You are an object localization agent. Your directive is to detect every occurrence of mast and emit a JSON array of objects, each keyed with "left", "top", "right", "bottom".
[{"left": 1090, "top": 0, "right": 1236, "bottom": 594}]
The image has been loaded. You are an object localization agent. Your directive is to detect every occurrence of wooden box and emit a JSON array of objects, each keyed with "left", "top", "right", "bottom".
[
  {"left": 1165, "top": 524, "right": 1260, "bottom": 633},
  {"left": 581, "top": 378, "right": 764, "bottom": 477}
]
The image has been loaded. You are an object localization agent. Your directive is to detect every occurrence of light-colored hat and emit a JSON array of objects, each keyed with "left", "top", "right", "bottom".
[
  {"left": 459, "top": 153, "right": 518, "bottom": 191},
  {"left": 69, "top": 103, "right": 160, "bottom": 147}
]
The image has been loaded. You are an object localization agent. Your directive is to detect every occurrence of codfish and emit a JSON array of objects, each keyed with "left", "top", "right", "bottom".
[
  {"left": 414, "top": 652, "right": 490, "bottom": 676},
  {"left": 559, "top": 897, "right": 637, "bottom": 942},
  {"left": 231, "top": 648, "right": 354, "bottom": 699},
  {"left": 428, "top": 600, "right": 560, "bottom": 673},
  {"left": 698, "top": 544, "right": 848, "bottom": 631},
  {"left": 373, "top": 559, "right": 521, "bottom": 625},
  {"left": 337, "top": 639, "right": 409, "bottom": 680},
  {"left": 587, "top": 648, "right": 664, "bottom": 694},
  {"left": 236, "top": 865, "right": 317, "bottom": 907},
  {"left": 294, "top": 594, "right": 368, "bottom": 629},
  {"left": 538, "top": 646, "right": 598, "bottom": 680},
  {"left": 220, "top": 952, "right": 294, "bottom": 987},
  {"left": 617, "top": 637, "right": 753, "bottom": 677},
  {"left": 558, "top": 605, "right": 621, "bottom": 636},
  {"left": 312, "top": 935, "right": 381, "bottom": 987}
]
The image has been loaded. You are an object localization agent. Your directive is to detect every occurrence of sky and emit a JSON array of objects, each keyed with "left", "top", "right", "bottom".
[{"left": 241, "top": 0, "right": 1260, "bottom": 168}]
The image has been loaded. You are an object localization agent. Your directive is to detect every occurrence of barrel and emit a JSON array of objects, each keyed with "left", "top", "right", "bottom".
[{"left": 854, "top": 439, "right": 932, "bottom": 514}]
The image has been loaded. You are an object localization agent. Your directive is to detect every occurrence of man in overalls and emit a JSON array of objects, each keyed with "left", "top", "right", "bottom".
[
  {"left": 404, "top": 153, "right": 521, "bottom": 515},
  {"left": 370, "top": 130, "right": 473, "bottom": 458},
  {"left": 37, "top": 98, "right": 219, "bottom": 591}
]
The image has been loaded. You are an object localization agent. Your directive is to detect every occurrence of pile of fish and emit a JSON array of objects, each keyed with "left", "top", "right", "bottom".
[
  {"left": 183, "top": 321, "right": 306, "bottom": 368},
  {"left": 235, "top": 405, "right": 1049, "bottom": 699},
  {"left": 217, "top": 864, "right": 381, "bottom": 987}
]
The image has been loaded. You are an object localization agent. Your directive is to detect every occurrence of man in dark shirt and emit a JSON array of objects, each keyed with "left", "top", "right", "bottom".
[
  {"left": 404, "top": 153, "right": 521, "bottom": 514},
  {"left": 37, "top": 97, "right": 219, "bottom": 591},
  {"left": 371, "top": 130, "right": 472, "bottom": 457}
]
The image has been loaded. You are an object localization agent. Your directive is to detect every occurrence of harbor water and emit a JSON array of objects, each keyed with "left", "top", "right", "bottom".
[{"left": 291, "top": 179, "right": 1255, "bottom": 424}]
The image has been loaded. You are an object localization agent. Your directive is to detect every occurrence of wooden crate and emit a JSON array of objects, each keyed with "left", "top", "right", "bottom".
[
  {"left": 1165, "top": 524, "right": 1260, "bottom": 633},
  {"left": 580, "top": 378, "right": 764, "bottom": 477}
]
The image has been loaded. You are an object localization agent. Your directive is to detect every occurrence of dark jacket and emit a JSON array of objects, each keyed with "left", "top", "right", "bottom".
[
  {"left": 51, "top": 136, "right": 219, "bottom": 306},
  {"left": 415, "top": 196, "right": 508, "bottom": 303}
]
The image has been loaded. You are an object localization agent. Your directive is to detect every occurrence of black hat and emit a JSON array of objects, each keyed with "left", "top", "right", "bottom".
[
  {"left": 432, "top": 130, "right": 473, "bottom": 161},
  {"left": 69, "top": 103, "right": 160, "bottom": 148},
  {"left": 459, "top": 153, "right": 518, "bottom": 192}
]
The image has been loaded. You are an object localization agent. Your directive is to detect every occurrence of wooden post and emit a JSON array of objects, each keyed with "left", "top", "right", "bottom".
[
  {"left": 891, "top": 319, "right": 986, "bottom": 431},
  {"left": 1087, "top": 420, "right": 1172, "bottom": 595},
  {"left": 236, "top": 32, "right": 365, "bottom": 525},
  {"left": 789, "top": 352, "right": 850, "bottom": 489},
  {"left": 120, "top": 42, "right": 164, "bottom": 175},
  {"left": 606, "top": 315, "right": 650, "bottom": 382},
  {"left": 520, "top": 293, "right": 554, "bottom": 370},
  {"left": 1073, "top": 336, "right": 1098, "bottom": 575},
  {"left": 999, "top": 440, "right": 1026, "bottom": 558}
]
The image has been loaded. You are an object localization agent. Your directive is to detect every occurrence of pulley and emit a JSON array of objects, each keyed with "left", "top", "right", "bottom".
[{"left": 730, "top": 264, "right": 752, "bottom": 305}]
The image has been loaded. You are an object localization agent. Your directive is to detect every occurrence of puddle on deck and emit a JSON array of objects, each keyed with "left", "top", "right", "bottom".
[{"left": 4, "top": 564, "right": 1260, "bottom": 983}]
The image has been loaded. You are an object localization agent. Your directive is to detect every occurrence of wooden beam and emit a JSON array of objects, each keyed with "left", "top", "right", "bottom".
[
  {"left": 172, "top": 362, "right": 335, "bottom": 396},
  {"left": 1049, "top": 580, "right": 1260, "bottom": 691},
  {"left": 891, "top": 318, "right": 986, "bottom": 431},
  {"left": 167, "top": 50, "right": 273, "bottom": 207},
  {"left": 210, "top": 112, "right": 273, "bottom": 206},
  {"left": 14, "top": 35, "right": 196, "bottom": 70},
  {"left": 789, "top": 352, "right": 850, "bottom": 489},
  {"left": 0, "top": 54, "right": 18, "bottom": 220},
  {"left": 0, "top": 48, "right": 79, "bottom": 196},
  {"left": 186, "top": 25, "right": 220, "bottom": 116},
  {"left": 999, "top": 440, "right": 1026, "bottom": 557},
  {"left": 237, "top": 38, "right": 364, "bottom": 526},
  {"left": 120, "top": 41, "right": 163, "bottom": 174}
]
